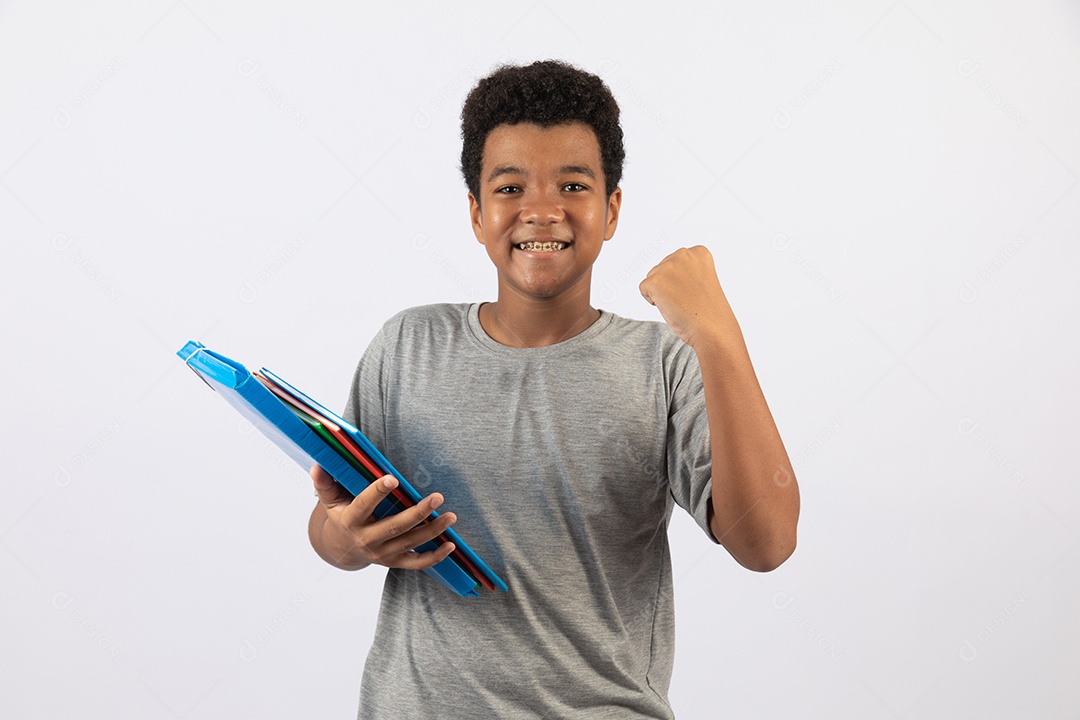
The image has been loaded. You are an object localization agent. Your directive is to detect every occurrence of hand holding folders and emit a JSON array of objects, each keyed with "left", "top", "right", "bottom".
[
  {"left": 310, "top": 463, "right": 459, "bottom": 572},
  {"left": 177, "top": 340, "right": 507, "bottom": 597}
]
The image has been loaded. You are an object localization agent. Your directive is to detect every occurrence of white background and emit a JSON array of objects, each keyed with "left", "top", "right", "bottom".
[{"left": 2, "top": 1, "right": 1078, "bottom": 717}]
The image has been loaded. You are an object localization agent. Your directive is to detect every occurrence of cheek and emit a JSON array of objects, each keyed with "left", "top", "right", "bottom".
[{"left": 479, "top": 206, "right": 513, "bottom": 238}]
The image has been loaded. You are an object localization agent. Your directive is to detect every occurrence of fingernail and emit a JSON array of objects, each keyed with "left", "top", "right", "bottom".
[
  {"left": 382, "top": 477, "right": 397, "bottom": 489},
  {"left": 430, "top": 495, "right": 443, "bottom": 509}
]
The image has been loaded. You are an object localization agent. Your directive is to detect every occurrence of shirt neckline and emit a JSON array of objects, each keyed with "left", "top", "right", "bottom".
[{"left": 465, "top": 302, "right": 614, "bottom": 357}]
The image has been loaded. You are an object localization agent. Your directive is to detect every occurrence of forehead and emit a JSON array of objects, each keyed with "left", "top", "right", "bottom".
[{"left": 481, "top": 122, "right": 602, "bottom": 176}]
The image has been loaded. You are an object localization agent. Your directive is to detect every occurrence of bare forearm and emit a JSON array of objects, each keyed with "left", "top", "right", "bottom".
[
  {"left": 694, "top": 327, "right": 800, "bottom": 571},
  {"left": 637, "top": 245, "right": 799, "bottom": 569}
]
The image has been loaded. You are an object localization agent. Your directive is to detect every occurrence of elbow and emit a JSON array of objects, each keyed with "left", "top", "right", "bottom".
[
  {"left": 710, "top": 496, "right": 800, "bottom": 572},
  {"left": 730, "top": 529, "right": 797, "bottom": 573},
  {"left": 747, "top": 490, "right": 800, "bottom": 572},
  {"left": 742, "top": 536, "right": 796, "bottom": 572}
]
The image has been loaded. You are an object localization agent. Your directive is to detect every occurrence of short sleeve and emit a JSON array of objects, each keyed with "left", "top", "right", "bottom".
[
  {"left": 664, "top": 342, "right": 718, "bottom": 544},
  {"left": 343, "top": 322, "right": 391, "bottom": 451}
]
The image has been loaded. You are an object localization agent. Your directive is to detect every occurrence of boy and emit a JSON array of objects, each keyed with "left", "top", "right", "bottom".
[{"left": 308, "top": 60, "right": 799, "bottom": 718}]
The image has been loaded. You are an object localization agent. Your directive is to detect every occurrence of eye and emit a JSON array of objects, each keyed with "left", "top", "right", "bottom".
[
  {"left": 563, "top": 182, "right": 588, "bottom": 192},
  {"left": 495, "top": 185, "right": 522, "bottom": 194}
]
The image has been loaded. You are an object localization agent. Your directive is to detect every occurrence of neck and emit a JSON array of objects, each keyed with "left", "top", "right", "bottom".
[{"left": 479, "top": 284, "right": 600, "bottom": 348}]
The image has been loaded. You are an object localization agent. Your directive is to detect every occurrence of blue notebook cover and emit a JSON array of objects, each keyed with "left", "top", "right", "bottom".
[
  {"left": 177, "top": 340, "right": 507, "bottom": 597},
  {"left": 258, "top": 367, "right": 508, "bottom": 593}
]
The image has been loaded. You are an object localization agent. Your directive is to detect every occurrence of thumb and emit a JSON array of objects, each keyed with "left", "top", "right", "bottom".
[{"left": 310, "top": 464, "right": 353, "bottom": 509}]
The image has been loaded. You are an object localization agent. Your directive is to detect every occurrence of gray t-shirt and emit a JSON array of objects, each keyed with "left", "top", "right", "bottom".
[{"left": 344, "top": 303, "right": 715, "bottom": 719}]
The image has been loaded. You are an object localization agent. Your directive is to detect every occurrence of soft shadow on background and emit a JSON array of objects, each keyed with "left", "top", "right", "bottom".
[{"left": 2, "top": 1, "right": 1078, "bottom": 717}]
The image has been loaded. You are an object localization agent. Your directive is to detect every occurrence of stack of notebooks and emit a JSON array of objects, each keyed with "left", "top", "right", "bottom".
[{"left": 177, "top": 341, "right": 507, "bottom": 597}]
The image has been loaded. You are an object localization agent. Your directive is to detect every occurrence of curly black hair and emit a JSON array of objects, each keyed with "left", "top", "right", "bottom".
[{"left": 460, "top": 59, "right": 625, "bottom": 201}]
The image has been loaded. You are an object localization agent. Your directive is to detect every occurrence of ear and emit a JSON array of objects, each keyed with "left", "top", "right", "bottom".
[
  {"left": 604, "top": 187, "right": 622, "bottom": 241},
  {"left": 468, "top": 192, "right": 484, "bottom": 244}
]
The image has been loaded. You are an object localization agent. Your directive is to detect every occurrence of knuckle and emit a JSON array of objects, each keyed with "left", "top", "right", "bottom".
[
  {"left": 351, "top": 494, "right": 372, "bottom": 515},
  {"left": 385, "top": 517, "right": 407, "bottom": 536}
]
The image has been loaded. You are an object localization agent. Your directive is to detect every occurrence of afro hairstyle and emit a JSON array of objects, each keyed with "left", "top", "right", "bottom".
[{"left": 460, "top": 59, "right": 625, "bottom": 201}]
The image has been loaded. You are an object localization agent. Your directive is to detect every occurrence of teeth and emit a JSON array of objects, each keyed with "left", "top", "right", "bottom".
[{"left": 518, "top": 241, "right": 567, "bottom": 252}]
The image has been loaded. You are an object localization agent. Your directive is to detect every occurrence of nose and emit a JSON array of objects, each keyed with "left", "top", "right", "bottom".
[{"left": 519, "top": 187, "right": 565, "bottom": 225}]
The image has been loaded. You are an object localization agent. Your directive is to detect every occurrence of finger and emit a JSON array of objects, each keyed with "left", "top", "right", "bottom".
[
  {"left": 338, "top": 474, "right": 404, "bottom": 528},
  {"left": 311, "top": 465, "right": 354, "bottom": 510},
  {"left": 383, "top": 511, "right": 458, "bottom": 558},
  {"left": 639, "top": 278, "right": 656, "bottom": 306},
  {"left": 343, "top": 509, "right": 455, "bottom": 570},
  {"left": 656, "top": 248, "right": 684, "bottom": 266},
  {"left": 369, "top": 492, "right": 447, "bottom": 543},
  {"left": 385, "top": 540, "right": 457, "bottom": 571}
]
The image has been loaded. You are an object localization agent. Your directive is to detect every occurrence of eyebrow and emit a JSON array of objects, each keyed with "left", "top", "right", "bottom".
[
  {"left": 485, "top": 164, "right": 597, "bottom": 182},
  {"left": 486, "top": 165, "right": 524, "bottom": 182},
  {"left": 559, "top": 165, "right": 596, "bottom": 179}
]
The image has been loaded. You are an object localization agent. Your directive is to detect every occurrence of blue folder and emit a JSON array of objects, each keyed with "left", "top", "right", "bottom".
[{"left": 177, "top": 340, "right": 507, "bottom": 597}]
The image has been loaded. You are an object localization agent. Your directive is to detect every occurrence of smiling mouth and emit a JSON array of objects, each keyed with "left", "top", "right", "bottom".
[{"left": 516, "top": 241, "right": 569, "bottom": 252}]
